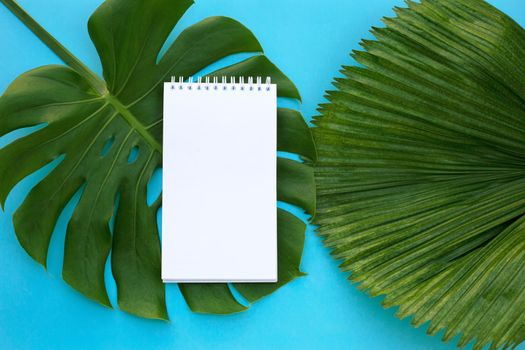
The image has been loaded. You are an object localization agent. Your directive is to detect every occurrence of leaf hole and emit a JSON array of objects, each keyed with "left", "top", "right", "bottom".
[
  {"left": 0, "top": 123, "right": 47, "bottom": 150},
  {"left": 100, "top": 136, "right": 115, "bottom": 157},
  {"left": 127, "top": 146, "right": 140, "bottom": 164},
  {"left": 3, "top": 155, "right": 64, "bottom": 212},
  {"left": 156, "top": 207, "right": 162, "bottom": 241},
  {"left": 108, "top": 192, "right": 121, "bottom": 235},
  {"left": 104, "top": 192, "right": 121, "bottom": 307},
  {"left": 104, "top": 250, "right": 118, "bottom": 308},
  {"left": 277, "top": 97, "right": 301, "bottom": 111},
  {"left": 278, "top": 201, "right": 311, "bottom": 224},
  {"left": 46, "top": 182, "right": 86, "bottom": 277},
  {"left": 147, "top": 167, "right": 162, "bottom": 207},
  {"left": 228, "top": 284, "right": 250, "bottom": 307}
]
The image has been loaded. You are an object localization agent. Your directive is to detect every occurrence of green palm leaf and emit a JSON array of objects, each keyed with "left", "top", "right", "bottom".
[
  {"left": 312, "top": 0, "right": 525, "bottom": 349},
  {"left": 0, "top": 0, "right": 315, "bottom": 319}
]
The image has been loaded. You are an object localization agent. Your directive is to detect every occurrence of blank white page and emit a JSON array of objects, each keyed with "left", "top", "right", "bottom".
[{"left": 162, "top": 81, "right": 277, "bottom": 282}]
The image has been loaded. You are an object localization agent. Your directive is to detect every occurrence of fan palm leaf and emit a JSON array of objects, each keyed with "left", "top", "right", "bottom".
[{"left": 312, "top": 0, "right": 525, "bottom": 349}]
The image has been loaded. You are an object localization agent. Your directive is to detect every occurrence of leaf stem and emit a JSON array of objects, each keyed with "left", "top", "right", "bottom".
[{"left": 1, "top": 0, "right": 107, "bottom": 95}]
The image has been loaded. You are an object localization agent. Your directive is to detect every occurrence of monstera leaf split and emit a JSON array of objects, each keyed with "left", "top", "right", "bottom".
[
  {"left": 0, "top": 0, "right": 315, "bottom": 319},
  {"left": 313, "top": 0, "right": 525, "bottom": 349}
]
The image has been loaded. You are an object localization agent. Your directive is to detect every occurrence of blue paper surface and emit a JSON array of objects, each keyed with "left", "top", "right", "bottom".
[{"left": 0, "top": 1, "right": 523, "bottom": 349}]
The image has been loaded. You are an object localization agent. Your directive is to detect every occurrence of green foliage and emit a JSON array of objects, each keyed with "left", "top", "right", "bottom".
[
  {"left": 312, "top": 0, "right": 525, "bottom": 349},
  {"left": 0, "top": 0, "right": 315, "bottom": 320}
]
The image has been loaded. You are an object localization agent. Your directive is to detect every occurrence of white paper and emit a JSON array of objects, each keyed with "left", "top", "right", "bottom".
[{"left": 162, "top": 82, "right": 277, "bottom": 282}]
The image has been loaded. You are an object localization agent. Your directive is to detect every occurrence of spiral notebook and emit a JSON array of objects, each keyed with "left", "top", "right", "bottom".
[{"left": 162, "top": 77, "right": 277, "bottom": 283}]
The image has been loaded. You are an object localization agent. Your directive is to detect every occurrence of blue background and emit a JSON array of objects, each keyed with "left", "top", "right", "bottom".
[{"left": 1, "top": 1, "right": 524, "bottom": 349}]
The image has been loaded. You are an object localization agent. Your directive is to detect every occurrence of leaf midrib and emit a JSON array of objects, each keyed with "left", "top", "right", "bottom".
[
  {"left": 104, "top": 94, "right": 162, "bottom": 152},
  {"left": 1, "top": 0, "right": 162, "bottom": 154}
]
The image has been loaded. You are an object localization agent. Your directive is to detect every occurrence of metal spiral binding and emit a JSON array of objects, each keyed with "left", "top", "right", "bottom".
[{"left": 170, "top": 76, "right": 272, "bottom": 91}]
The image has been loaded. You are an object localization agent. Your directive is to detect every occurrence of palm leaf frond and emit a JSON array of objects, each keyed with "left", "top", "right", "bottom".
[{"left": 312, "top": 0, "right": 525, "bottom": 349}]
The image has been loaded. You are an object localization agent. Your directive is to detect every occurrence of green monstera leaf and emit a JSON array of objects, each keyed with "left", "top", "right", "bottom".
[
  {"left": 0, "top": 0, "right": 315, "bottom": 319},
  {"left": 313, "top": 0, "right": 525, "bottom": 349}
]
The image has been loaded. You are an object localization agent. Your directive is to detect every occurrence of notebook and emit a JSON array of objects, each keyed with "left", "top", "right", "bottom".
[{"left": 162, "top": 77, "right": 277, "bottom": 283}]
